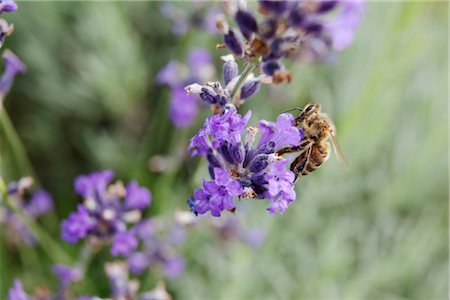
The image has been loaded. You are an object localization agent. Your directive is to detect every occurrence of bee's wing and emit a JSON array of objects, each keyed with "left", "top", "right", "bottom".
[{"left": 329, "top": 134, "right": 348, "bottom": 166}]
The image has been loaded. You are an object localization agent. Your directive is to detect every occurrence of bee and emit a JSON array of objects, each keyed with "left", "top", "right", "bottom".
[{"left": 277, "top": 102, "right": 346, "bottom": 181}]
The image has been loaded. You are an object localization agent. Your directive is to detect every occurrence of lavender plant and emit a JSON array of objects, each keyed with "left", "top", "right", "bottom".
[
  {"left": 185, "top": 0, "right": 364, "bottom": 216},
  {"left": 2, "top": 0, "right": 369, "bottom": 297}
]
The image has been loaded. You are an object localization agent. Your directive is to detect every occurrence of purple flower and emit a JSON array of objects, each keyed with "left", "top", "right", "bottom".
[
  {"left": 163, "top": 256, "right": 185, "bottom": 278},
  {"left": 128, "top": 251, "right": 150, "bottom": 274},
  {"left": 74, "top": 169, "right": 114, "bottom": 199},
  {"left": 1, "top": 178, "right": 53, "bottom": 246},
  {"left": 265, "top": 159, "right": 295, "bottom": 198},
  {"left": 156, "top": 61, "right": 183, "bottom": 87},
  {"left": 267, "top": 188, "right": 296, "bottom": 215},
  {"left": 188, "top": 111, "right": 303, "bottom": 216},
  {"left": 206, "top": 108, "right": 251, "bottom": 146},
  {"left": 126, "top": 180, "right": 152, "bottom": 210},
  {"left": 62, "top": 170, "right": 152, "bottom": 246},
  {"left": 52, "top": 264, "right": 82, "bottom": 286},
  {"left": 169, "top": 87, "right": 199, "bottom": 128},
  {"left": 190, "top": 168, "right": 243, "bottom": 217},
  {"left": 258, "top": 113, "right": 302, "bottom": 148},
  {"left": 0, "top": 50, "right": 26, "bottom": 98},
  {"left": 265, "top": 159, "right": 296, "bottom": 214},
  {"left": 61, "top": 205, "right": 94, "bottom": 244},
  {"left": 25, "top": 189, "right": 53, "bottom": 217},
  {"left": 8, "top": 279, "right": 29, "bottom": 300},
  {"left": 0, "top": 0, "right": 17, "bottom": 13},
  {"left": 187, "top": 48, "right": 212, "bottom": 70},
  {"left": 111, "top": 230, "right": 138, "bottom": 256},
  {"left": 327, "top": 1, "right": 365, "bottom": 51}
]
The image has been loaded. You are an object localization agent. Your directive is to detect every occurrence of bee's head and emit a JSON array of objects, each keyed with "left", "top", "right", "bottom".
[{"left": 296, "top": 102, "right": 320, "bottom": 123}]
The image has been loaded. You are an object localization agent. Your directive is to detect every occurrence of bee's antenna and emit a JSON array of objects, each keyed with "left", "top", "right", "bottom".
[{"left": 282, "top": 107, "right": 302, "bottom": 114}]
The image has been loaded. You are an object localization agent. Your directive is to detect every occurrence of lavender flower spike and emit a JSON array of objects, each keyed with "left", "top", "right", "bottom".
[{"left": 188, "top": 110, "right": 302, "bottom": 216}]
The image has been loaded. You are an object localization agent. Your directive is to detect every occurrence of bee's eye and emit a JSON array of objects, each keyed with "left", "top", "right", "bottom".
[{"left": 304, "top": 105, "right": 315, "bottom": 113}]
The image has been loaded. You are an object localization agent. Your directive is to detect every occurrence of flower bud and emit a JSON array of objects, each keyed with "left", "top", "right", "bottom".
[
  {"left": 262, "top": 61, "right": 281, "bottom": 76},
  {"left": 224, "top": 29, "right": 244, "bottom": 57},
  {"left": 248, "top": 154, "right": 269, "bottom": 173},
  {"left": 200, "top": 86, "right": 218, "bottom": 104},
  {"left": 222, "top": 59, "right": 239, "bottom": 85},
  {"left": 231, "top": 142, "right": 245, "bottom": 164},
  {"left": 235, "top": 10, "right": 258, "bottom": 40},
  {"left": 240, "top": 79, "right": 260, "bottom": 100},
  {"left": 219, "top": 140, "right": 235, "bottom": 165}
]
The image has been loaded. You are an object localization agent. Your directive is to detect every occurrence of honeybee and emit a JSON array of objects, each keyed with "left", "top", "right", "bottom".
[{"left": 277, "top": 102, "right": 346, "bottom": 181}]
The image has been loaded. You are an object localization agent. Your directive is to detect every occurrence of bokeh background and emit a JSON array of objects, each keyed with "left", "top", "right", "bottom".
[{"left": 1, "top": 1, "right": 448, "bottom": 299}]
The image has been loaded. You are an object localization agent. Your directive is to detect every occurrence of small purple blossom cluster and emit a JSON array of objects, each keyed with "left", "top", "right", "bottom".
[
  {"left": 8, "top": 170, "right": 182, "bottom": 300},
  {"left": 8, "top": 264, "right": 171, "bottom": 300},
  {"left": 185, "top": 54, "right": 264, "bottom": 111},
  {"left": 61, "top": 170, "right": 151, "bottom": 246},
  {"left": 0, "top": 177, "right": 53, "bottom": 245},
  {"left": 124, "top": 218, "right": 186, "bottom": 278},
  {"left": 218, "top": 0, "right": 365, "bottom": 82},
  {"left": 188, "top": 108, "right": 303, "bottom": 216},
  {"left": 157, "top": 48, "right": 215, "bottom": 127},
  {"left": 8, "top": 264, "right": 82, "bottom": 300}
]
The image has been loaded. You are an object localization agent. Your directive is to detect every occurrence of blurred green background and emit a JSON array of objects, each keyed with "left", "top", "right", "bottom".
[{"left": 0, "top": 1, "right": 448, "bottom": 299}]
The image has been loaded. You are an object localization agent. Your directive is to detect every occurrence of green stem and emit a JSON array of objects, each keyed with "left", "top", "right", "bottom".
[
  {"left": 77, "top": 243, "right": 95, "bottom": 274},
  {"left": 230, "top": 62, "right": 256, "bottom": 101},
  {"left": 0, "top": 178, "right": 71, "bottom": 264},
  {"left": 0, "top": 104, "right": 39, "bottom": 184}
]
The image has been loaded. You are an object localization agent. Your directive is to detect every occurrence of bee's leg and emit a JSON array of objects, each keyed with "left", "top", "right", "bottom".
[
  {"left": 276, "top": 139, "right": 312, "bottom": 156},
  {"left": 290, "top": 146, "right": 313, "bottom": 183}
]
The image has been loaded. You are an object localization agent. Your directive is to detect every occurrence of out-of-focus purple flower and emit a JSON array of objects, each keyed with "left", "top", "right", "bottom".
[
  {"left": 163, "top": 256, "right": 185, "bottom": 278},
  {"left": 52, "top": 264, "right": 82, "bottom": 287},
  {"left": 156, "top": 61, "right": 185, "bottom": 88},
  {"left": 126, "top": 181, "right": 152, "bottom": 210},
  {"left": 0, "top": 19, "right": 14, "bottom": 47},
  {"left": 169, "top": 87, "right": 199, "bottom": 128},
  {"left": 126, "top": 217, "right": 187, "bottom": 278},
  {"left": 242, "top": 228, "right": 266, "bottom": 248},
  {"left": 8, "top": 279, "right": 29, "bottom": 300},
  {"left": 61, "top": 205, "right": 94, "bottom": 244},
  {"left": 158, "top": 48, "right": 215, "bottom": 128},
  {"left": 105, "top": 262, "right": 139, "bottom": 300},
  {"left": 61, "top": 170, "right": 151, "bottom": 247},
  {"left": 138, "top": 282, "right": 172, "bottom": 300},
  {"left": 0, "top": 0, "right": 17, "bottom": 13},
  {"left": 74, "top": 169, "right": 114, "bottom": 199},
  {"left": 1, "top": 178, "right": 53, "bottom": 246},
  {"left": 0, "top": 50, "right": 26, "bottom": 98},
  {"left": 111, "top": 230, "right": 138, "bottom": 256},
  {"left": 128, "top": 251, "right": 150, "bottom": 275},
  {"left": 214, "top": 0, "right": 365, "bottom": 81},
  {"left": 25, "top": 189, "right": 53, "bottom": 217},
  {"left": 326, "top": 1, "right": 366, "bottom": 51},
  {"left": 188, "top": 110, "right": 301, "bottom": 216},
  {"left": 187, "top": 48, "right": 212, "bottom": 69}
]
